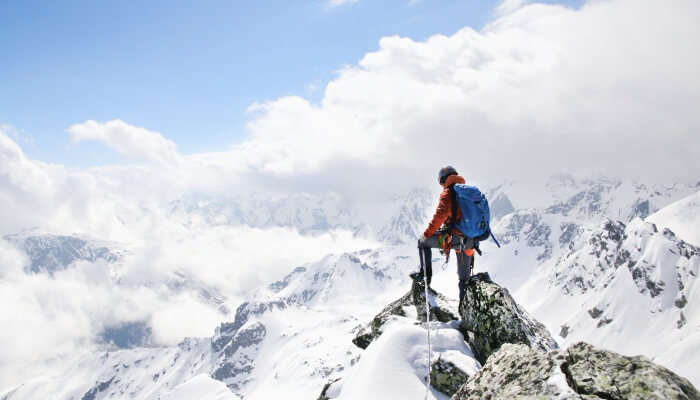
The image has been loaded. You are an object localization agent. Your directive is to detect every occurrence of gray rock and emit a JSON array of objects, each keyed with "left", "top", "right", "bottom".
[
  {"left": 80, "top": 376, "right": 116, "bottom": 400},
  {"left": 452, "top": 343, "right": 565, "bottom": 399},
  {"left": 452, "top": 342, "right": 700, "bottom": 400},
  {"left": 458, "top": 272, "right": 558, "bottom": 364},
  {"left": 211, "top": 321, "right": 267, "bottom": 392},
  {"left": 352, "top": 280, "right": 458, "bottom": 349},
  {"left": 563, "top": 342, "right": 699, "bottom": 399},
  {"left": 496, "top": 211, "right": 553, "bottom": 262},
  {"left": 430, "top": 357, "right": 471, "bottom": 397}
]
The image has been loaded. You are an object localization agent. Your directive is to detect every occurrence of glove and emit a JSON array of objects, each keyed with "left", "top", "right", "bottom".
[{"left": 417, "top": 234, "right": 427, "bottom": 246}]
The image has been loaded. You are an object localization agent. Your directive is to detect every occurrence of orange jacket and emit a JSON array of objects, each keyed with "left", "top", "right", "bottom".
[{"left": 424, "top": 174, "right": 466, "bottom": 238}]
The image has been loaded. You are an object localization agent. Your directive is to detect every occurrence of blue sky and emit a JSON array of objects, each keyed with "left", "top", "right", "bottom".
[{"left": 1, "top": 0, "right": 583, "bottom": 165}]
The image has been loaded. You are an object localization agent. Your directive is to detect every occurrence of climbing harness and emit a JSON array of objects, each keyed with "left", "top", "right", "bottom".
[{"left": 418, "top": 249, "right": 432, "bottom": 400}]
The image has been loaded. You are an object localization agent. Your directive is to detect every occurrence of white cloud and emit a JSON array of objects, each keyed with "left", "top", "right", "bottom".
[
  {"left": 234, "top": 0, "right": 700, "bottom": 189},
  {"left": 495, "top": 0, "right": 529, "bottom": 16},
  {"left": 69, "top": 119, "right": 182, "bottom": 166}
]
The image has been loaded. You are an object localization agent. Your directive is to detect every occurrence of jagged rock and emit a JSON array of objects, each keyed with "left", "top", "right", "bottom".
[
  {"left": 496, "top": 211, "right": 553, "bottom": 261},
  {"left": 452, "top": 342, "right": 700, "bottom": 400},
  {"left": 352, "top": 280, "right": 458, "bottom": 349},
  {"left": 211, "top": 319, "right": 266, "bottom": 391},
  {"left": 560, "top": 324, "right": 570, "bottom": 338},
  {"left": 212, "top": 301, "right": 284, "bottom": 352},
  {"left": 412, "top": 279, "right": 460, "bottom": 323},
  {"left": 81, "top": 377, "right": 116, "bottom": 400},
  {"left": 430, "top": 357, "right": 470, "bottom": 397},
  {"left": 317, "top": 378, "right": 342, "bottom": 400},
  {"left": 452, "top": 343, "right": 562, "bottom": 399},
  {"left": 563, "top": 342, "right": 699, "bottom": 399},
  {"left": 458, "top": 272, "right": 558, "bottom": 364}
]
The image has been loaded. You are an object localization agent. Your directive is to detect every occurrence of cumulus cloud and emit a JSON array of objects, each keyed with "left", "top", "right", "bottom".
[
  {"left": 233, "top": 0, "right": 700, "bottom": 192},
  {"left": 69, "top": 119, "right": 182, "bottom": 166}
]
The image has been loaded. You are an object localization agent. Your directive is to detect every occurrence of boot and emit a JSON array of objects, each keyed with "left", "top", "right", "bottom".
[{"left": 459, "top": 279, "right": 468, "bottom": 302}]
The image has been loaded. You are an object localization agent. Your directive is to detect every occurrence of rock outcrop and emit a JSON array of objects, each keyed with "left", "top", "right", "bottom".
[
  {"left": 352, "top": 280, "right": 458, "bottom": 349},
  {"left": 344, "top": 273, "right": 699, "bottom": 399},
  {"left": 430, "top": 357, "right": 470, "bottom": 397},
  {"left": 458, "top": 272, "right": 558, "bottom": 364},
  {"left": 452, "top": 342, "right": 700, "bottom": 400}
]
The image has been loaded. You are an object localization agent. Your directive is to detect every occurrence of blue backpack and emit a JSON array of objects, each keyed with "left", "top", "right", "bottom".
[{"left": 450, "top": 184, "right": 501, "bottom": 249}]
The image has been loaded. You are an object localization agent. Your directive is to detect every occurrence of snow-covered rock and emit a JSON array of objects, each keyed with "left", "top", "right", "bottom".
[{"left": 352, "top": 279, "right": 459, "bottom": 350}]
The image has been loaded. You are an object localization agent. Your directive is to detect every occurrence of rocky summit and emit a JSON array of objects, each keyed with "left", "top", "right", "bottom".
[
  {"left": 459, "top": 272, "right": 559, "bottom": 364},
  {"left": 345, "top": 273, "right": 699, "bottom": 399},
  {"left": 453, "top": 342, "right": 700, "bottom": 400},
  {"left": 352, "top": 279, "right": 459, "bottom": 349}
]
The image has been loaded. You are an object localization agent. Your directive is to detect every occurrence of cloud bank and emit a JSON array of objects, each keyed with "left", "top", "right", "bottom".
[
  {"left": 69, "top": 119, "right": 182, "bottom": 166},
  {"left": 229, "top": 0, "right": 699, "bottom": 194}
]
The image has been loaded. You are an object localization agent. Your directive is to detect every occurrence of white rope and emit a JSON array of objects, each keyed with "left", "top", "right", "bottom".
[{"left": 421, "top": 254, "right": 432, "bottom": 400}]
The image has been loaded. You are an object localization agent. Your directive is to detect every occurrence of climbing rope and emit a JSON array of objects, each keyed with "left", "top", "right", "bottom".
[{"left": 419, "top": 249, "right": 432, "bottom": 400}]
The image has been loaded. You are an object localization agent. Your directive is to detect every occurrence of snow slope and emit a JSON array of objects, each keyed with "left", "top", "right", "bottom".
[
  {"left": 336, "top": 319, "right": 478, "bottom": 400},
  {"left": 161, "top": 375, "right": 240, "bottom": 400},
  {"left": 647, "top": 190, "right": 700, "bottom": 247}
]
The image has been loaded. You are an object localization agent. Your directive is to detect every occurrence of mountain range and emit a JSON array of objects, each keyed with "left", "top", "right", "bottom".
[{"left": 1, "top": 175, "right": 698, "bottom": 399}]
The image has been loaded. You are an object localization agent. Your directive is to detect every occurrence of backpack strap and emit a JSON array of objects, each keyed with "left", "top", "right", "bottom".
[
  {"left": 490, "top": 230, "right": 502, "bottom": 248},
  {"left": 448, "top": 184, "right": 458, "bottom": 232}
]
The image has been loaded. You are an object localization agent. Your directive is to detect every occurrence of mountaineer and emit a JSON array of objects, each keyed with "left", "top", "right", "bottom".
[{"left": 410, "top": 166, "right": 499, "bottom": 300}]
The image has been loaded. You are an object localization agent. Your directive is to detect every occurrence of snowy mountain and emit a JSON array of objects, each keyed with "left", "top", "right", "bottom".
[
  {"left": 168, "top": 192, "right": 367, "bottom": 236},
  {"left": 3, "top": 230, "right": 127, "bottom": 275},
  {"left": 0, "top": 245, "right": 417, "bottom": 399},
  {"left": 511, "top": 217, "right": 700, "bottom": 381},
  {"left": 376, "top": 188, "right": 434, "bottom": 245},
  {"left": 648, "top": 190, "right": 700, "bottom": 247},
  {"left": 476, "top": 178, "right": 700, "bottom": 385},
  {"left": 489, "top": 175, "right": 696, "bottom": 224},
  {"left": 2, "top": 175, "right": 699, "bottom": 399}
]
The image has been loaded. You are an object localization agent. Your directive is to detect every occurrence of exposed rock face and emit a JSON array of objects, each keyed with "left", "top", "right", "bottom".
[
  {"left": 317, "top": 378, "right": 342, "bottom": 400},
  {"left": 352, "top": 280, "right": 458, "bottom": 349},
  {"left": 209, "top": 301, "right": 280, "bottom": 393},
  {"left": 430, "top": 358, "right": 470, "bottom": 397},
  {"left": 458, "top": 272, "right": 558, "bottom": 364},
  {"left": 452, "top": 342, "right": 700, "bottom": 400},
  {"left": 3, "top": 233, "right": 124, "bottom": 274},
  {"left": 496, "top": 211, "right": 553, "bottom": 262},
  {"left": 453, "top": 343, "right": 560, "bottom": 399}
]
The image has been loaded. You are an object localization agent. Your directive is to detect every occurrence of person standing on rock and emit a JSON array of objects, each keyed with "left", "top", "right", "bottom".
[{"left": 411, "top": 165, "right": 475, "bottom": 300}]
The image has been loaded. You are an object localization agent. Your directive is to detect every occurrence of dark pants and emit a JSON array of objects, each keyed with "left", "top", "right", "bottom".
[{"left": 418, "top": 233, "right": 473, "bottom": 300}]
